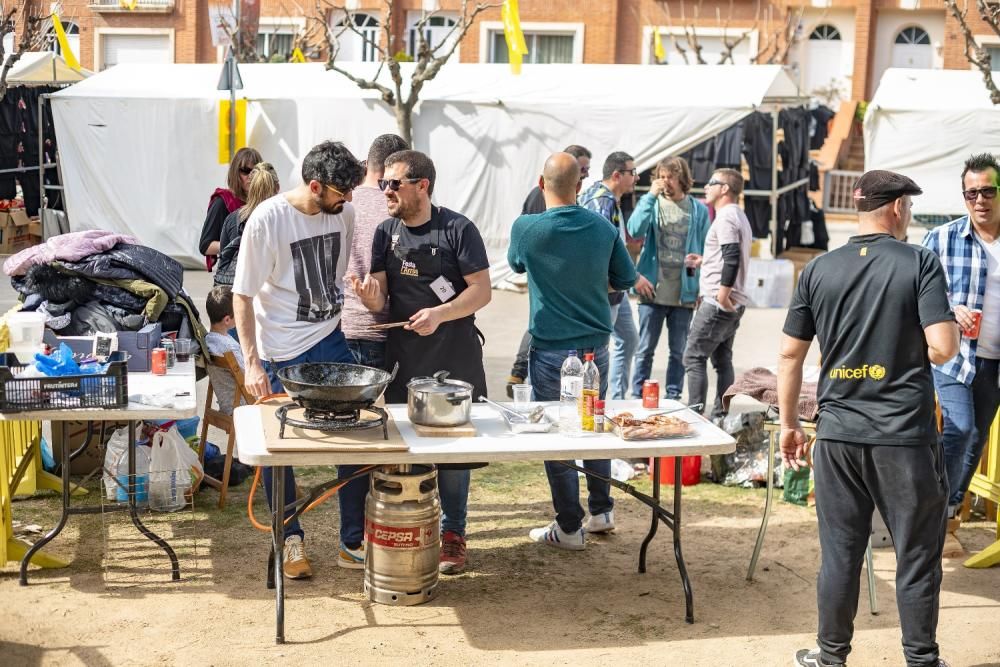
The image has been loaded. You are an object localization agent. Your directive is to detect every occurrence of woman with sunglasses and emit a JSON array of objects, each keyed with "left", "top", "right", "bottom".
[
  {"left": 198, "top": 146, "right": 263, "bottom": 271},
  {"left": 213, "top": 162, "right": 280, "bottom": 289}
]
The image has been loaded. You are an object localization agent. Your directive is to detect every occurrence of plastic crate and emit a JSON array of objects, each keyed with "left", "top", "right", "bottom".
[{"left": 0, "top": 351, "right": 129, "bottom": 413}]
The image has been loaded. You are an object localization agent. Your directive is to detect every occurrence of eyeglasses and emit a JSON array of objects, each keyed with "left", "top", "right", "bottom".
[
  {"left": 962, "top": 186, "right": 999, "bottom": 202},
  {"left": 323, "top": 183, "right": 350, "bottom": 199},
  {"left": 239, "top": 167, "right": 254, "bottom": 176},
  {"left": 580, "top": 166, "right": 590, "bottom": 176},
  {"left": 616, "top": 168, "right": 638, "bottom": 177},
  {"left": 378, "top": 178, "right": 423, "bottom": 192},
  {"left": 706, "top": 179, "right": 727, "bottom": 189}
]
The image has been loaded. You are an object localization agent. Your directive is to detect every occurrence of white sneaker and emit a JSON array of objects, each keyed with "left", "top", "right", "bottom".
[
  {"left": 528, "top": 521, "right": 585, "bottom": 551},
  {"left": 584, "top": 510, "right": 615, "bottom": 534}
]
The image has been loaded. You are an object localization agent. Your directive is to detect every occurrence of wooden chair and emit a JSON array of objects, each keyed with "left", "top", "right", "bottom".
[{"left": 198, "top": 351, "right": 253, "bottom": 509}]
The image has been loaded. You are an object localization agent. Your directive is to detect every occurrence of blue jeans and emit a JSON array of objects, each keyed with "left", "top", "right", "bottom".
[
  {"left": 933, "top": 358, "right": 1000, "bottom": 508},
  {"left": 346, "top": 338, "right": 388, "bottom": 371},
  {"left": 608, "top": 298, "right": 638, "bottom": 400},
  {"left": 439, "top": 468, "right": 471, "bottom": 537},
  {"left": 529, "top": 345, "right": 613, "bottom": 533},
  {"left": 632, "top": 303, "right": 695, "bottom": 399},
  {"left": 263, "top": 327, "right": 369, "bottom": 545}
]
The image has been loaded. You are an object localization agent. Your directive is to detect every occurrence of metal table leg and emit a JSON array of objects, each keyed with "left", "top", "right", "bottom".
[
  {"left": 125, "top": 421, "right": 179, "bottom": 580},
  {"left": 672, "top": 456, "right": 694, "bottom": 624},
  {"left": 273, "top": 465, "right": 286, "bottom": 645},
  {"left": 747, "top": 429, "right": 777, "bottom": 581},
  {"left": 638, "top": 457, "right": 661, "bottom": 573},
  {"left": 19, "top": 422, "right": 71, "bottom": 585}
]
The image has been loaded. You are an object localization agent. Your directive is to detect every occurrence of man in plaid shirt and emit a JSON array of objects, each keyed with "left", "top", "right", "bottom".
[{"left": 921, "top": 153, "right": 1000, "bottom": 536}]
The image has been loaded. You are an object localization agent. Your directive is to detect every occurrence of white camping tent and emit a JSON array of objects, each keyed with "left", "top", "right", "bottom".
[
  {"left": 864, "top": 68, "right": 1000, "bottom": 217},
  {"left": 7, "top": 52, "right": 91, "bottom": 85},
  {"left": 50, "top": 62, "right": 799, "bottom": 274}
]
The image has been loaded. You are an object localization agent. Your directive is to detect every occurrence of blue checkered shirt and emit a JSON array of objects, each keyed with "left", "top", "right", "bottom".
[{"left": 921, "top": 215, "right": 986, "bottom": 385}]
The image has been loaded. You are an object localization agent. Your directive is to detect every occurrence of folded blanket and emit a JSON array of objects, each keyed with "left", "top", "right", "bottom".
[
  {"left": 3, "top": 230, "right": 140, "bottom": 276},
  {"left": 722, "top": 366, "right": 819, "bottom": 422}
]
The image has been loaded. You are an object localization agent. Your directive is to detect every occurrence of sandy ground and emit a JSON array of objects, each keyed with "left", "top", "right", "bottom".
[{"left": 2, "top": 222, "right": 1000, "bottom": 666}]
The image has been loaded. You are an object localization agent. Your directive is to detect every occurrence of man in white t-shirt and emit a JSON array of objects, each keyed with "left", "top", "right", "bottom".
[
  {"left": 682, "top": 167, "right": 752, "bottom": 418},
  {"left": 232, "top": 140, "right": 365, "bottom": 580}
]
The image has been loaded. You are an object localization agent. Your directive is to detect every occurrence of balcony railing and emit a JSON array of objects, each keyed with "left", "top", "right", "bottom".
[{"left": 88, "top": 0, "right": 174, "bottom": 12}]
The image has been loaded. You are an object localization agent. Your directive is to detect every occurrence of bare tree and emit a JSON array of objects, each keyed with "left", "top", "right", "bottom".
[
  {"left": 717, "top": 0, "right": 758, "bottom": 65},
  {"left": 311, "top": 0, "right": 502, "bottom": 145},
  {"left": 752, "top": 3, "right": 804, "bottom": 65},
  {"left": 944, "top": 0, "right": 1000, "bottom": 104},
  {"left": 0, "top": 2, "right": 47, "bottom": 101},
  {"left": 654, "top": 0, "right": 759, "bottom": 66}
]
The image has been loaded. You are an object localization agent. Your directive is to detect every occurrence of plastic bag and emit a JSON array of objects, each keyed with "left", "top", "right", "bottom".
[
  {"left": 102, "top": 427, "right": 131, "bottom": 500},
  {"left": 34, "top": 342, "right": 105, "bottom": 376},
  {"left": 148, "top": 425, "right": 203, "bottom": 512}
]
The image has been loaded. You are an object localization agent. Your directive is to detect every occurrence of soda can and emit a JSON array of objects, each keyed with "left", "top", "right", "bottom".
[
  {"left": 642, "top": 380, "right": 660, "bottom": 409},
  {"left": 151, "top": 347, "right": 168, "bottom": 375},
  {"left": 161, "top": 339, "right": 176, "bottom": 368}
]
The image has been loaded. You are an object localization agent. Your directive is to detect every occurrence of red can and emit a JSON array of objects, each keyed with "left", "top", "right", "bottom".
[
  {"left": 151, "top": 347, "right": 167, "bottom": 375},
  {"left": 642, "top": 380, "right": 660, "bottom": 408}
]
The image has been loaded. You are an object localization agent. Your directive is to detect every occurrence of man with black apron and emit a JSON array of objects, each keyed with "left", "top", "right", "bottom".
[{"left": 350, "top": 150, "right": 491, "bottom": 575}]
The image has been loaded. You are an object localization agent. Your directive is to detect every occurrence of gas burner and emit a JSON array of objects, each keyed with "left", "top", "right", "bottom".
[{"left": 276, "top": 404, "right": 389, "bottom": 440}]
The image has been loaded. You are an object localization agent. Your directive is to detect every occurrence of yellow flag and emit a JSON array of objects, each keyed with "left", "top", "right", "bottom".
[
  {"left": 51, "top": 15, "right": 81, "bottom": 71},
  {"left": 501, "top": 0, "right": 528, "bottom": 75},
  {"left": 218, "top": 99, "right": 247, "bottom": 164},
  {"left": 290, "top": 47, "right": 306, "bottom": 63},
  {"left": 653, "top": 28, "right": 665, "bottom": 63}
]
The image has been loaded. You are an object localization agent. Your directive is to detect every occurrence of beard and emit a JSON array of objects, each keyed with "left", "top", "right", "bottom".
[
  {"left": 317, "top": 199, "right": 345, "bottom": 215},
  {"left": 387, "top": 197, "right": 417, "bottom": 220}
]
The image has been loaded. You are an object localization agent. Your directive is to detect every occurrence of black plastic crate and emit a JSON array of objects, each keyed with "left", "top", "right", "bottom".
[{"left": 0, "top": 351, "right": 129, "bottom": 413}]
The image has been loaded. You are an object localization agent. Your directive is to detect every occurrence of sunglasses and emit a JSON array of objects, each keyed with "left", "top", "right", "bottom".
[
  {"left": 239, "top": 167, "right": 254, "bottom": 176},
  {"left": 706, "top": 179, "right": 727, "bottom": 188},
  {"left": 378, "top": 178, "right": 422, "bottom": 192},
  {"left": 323, "top": 183, "right": 350, "bottom": 199},
  {"left": 963, "top": 186, "right": 999, "bottom": 202}
]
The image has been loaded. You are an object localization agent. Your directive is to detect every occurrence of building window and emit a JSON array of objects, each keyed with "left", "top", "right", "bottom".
[
  {"left": 987, "top": 45, "right": 1000, "bottom": 71},
  {"left": 45, "top": 21, "right": 81, "bottom": 60},
  {"left": 809, "top": 25, "right": 841, "bottom": 41},
  {"left": 333, "top": 12, "right": 380, "bottom": 62},
  {"left": 406, "top": 12, "right": 459, "bottom": 59},
  {"left": 649, "top": 28, "right": 756, "bottom": 65},
  {"left": 255, "top": 21, "right": 299, "bottom": 62},
  {"left": 489, "top": 31, "right": 574, "bottom": 63},
  {"left": 895, "top": 26, "right": 930, "bottom": 45}
]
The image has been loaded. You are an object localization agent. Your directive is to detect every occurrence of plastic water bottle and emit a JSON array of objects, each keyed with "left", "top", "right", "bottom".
[
  {"left": 560, "top": 351, "right": 583, "bottom": 435},
  {"left": 580, "top": 352, "right": 600, "bottom": 431}
]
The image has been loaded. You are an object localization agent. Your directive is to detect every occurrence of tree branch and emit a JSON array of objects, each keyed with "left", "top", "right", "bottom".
[
  {"left": 1, "top": 5, "right": 46, "bottom": 102},
  {"left": 945, "top": 0, "right": 1000, "bottom": 104}
]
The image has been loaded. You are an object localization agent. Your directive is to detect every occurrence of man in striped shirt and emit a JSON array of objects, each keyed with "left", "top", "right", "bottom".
[{"left": 921, "top": 153, "right": 1000, "bottom": 540}]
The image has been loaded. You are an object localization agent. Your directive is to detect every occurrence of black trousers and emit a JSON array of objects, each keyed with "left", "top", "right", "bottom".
[{"left": 812, "top": 438, "right": 947, "bottom": 667}]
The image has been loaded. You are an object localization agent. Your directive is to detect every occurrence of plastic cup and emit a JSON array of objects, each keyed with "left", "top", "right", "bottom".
[
  {"left": 512, "top": 383, "right": 532, "bottom": 409},
  {"left": 964, "top": 309, "right": 983, "bottom": 339},
  {"left": 174, "top": 338, "right": 194, "bottom": 362}
]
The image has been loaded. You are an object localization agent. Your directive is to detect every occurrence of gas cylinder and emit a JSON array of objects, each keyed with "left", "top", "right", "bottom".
[{"left": 363, "top": 464, "right": 440, "bottom": 606}]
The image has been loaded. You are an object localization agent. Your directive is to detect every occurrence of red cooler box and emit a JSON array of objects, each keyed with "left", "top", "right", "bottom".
[{"left": 649, "top": 456, "right": 702, "bottom": 486}]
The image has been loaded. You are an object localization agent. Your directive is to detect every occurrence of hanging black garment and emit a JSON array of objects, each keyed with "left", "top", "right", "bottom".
[
  {"left": 742, "top": 111, "right": 773, "bottom": 238},
  {"left": 382, "top": 214, "right": 487, "bottom": 470}
]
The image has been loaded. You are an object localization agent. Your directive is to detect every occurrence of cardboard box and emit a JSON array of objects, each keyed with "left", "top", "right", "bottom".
[
  {"left": 28, "top": 221, "right": 42, "bottom": 237},
  {"left": 0, "top": 208, "right": 37, "bottom": 254},
  {"left": 43, "top": 322, "right": 163, "bottom": 373},
  {"left": 778, "top": 247, "right": 826, "bottom": 284}
]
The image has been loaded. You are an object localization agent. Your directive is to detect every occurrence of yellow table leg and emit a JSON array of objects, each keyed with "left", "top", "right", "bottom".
[
  {"left": 34, "top": 470, "right": 88, "bottom": 497},
  {"left": 963, "top": 540, "right": 1000, "bottom": 568},
  {"left": 4, "top": 537, "right": 69, "bottom": 569}
]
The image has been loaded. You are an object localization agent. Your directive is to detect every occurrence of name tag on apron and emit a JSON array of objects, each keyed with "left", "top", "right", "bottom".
[{"left": 429, "top": 275, "right": 456, "bottom": 303}]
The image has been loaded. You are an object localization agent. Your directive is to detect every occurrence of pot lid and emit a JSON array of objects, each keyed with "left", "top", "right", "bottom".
[{"left": 407, "top": 370, "right": 473, "bottom": 393}]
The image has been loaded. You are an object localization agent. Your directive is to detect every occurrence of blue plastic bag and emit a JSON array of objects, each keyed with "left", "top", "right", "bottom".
[{"left": 34, "top": 343, "right": 105, "bottom": 376}]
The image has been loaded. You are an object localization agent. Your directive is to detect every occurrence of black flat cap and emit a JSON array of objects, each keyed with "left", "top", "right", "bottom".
[{"left": 852, "top": 170, "right": 923, "bottom": 212}]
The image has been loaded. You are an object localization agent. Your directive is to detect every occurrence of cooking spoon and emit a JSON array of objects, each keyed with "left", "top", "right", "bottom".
[{"left": 479, "top": 395, "right": 546, "bottom": 423}]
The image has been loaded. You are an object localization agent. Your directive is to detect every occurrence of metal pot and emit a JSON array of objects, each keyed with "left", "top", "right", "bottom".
[{"left": 407, "top": 371, "right": 472, "bottom": 427}]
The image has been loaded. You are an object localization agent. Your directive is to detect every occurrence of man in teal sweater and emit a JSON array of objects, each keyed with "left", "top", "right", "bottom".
[
  {"left": 508, "top": 152, "right": 637, "bottom": 550},
  {"left": 627, "top": 156, "right": 710, "bottom": 400}
]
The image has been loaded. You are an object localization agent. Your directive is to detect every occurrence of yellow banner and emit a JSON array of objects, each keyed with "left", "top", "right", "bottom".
[
  {"left": 51, "top": 15, "right": 81, "bottom": 71},
  {"left": 501, "top": 0, "right": 528, "bottom": 75},
  {"left": 653, "top": 28, "right": 665, "bottom": 63},
  {"left": 218, "top": 99, "right": 247, "bottom": 164}
]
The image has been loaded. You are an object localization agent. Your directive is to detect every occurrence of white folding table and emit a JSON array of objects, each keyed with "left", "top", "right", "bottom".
[
  {"left": 236, "top": 399, "right": 736, "bottom": 644},
  {"left": 0, "top": 360, "right": 198, "bottom": 584}
]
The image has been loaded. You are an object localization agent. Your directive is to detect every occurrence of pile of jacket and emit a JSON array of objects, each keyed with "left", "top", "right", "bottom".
[{"left": 2, "top": 230, "right": 206, "bottom": 347}]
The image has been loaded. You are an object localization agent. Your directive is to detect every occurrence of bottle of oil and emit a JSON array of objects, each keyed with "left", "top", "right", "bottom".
[{"left": 580, "top": 352, "right": 600, "bottom": 432}]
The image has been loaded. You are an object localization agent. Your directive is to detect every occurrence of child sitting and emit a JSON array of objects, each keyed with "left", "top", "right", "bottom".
[{"left": 204, "top": 286, "right": 245, "bottom": 415}]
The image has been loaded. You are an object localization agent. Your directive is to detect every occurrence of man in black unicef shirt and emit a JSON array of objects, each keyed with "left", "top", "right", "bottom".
[{"left": 777, "top": 171, "right": 959, "bottom": 667}]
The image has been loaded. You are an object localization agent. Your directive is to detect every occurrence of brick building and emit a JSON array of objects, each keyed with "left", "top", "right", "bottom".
[{"left": 6, "top": 0, "right": 999, "bottom": 102}]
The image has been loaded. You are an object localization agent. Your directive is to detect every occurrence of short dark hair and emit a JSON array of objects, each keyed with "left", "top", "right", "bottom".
[
  {"left": 602, "top": 151, "right": 634, "bottom": 180},
  {"left": 713, "top": 168, "right": 744, "bottom": 197},
  {"left": 563, "top": 145, "right": 592, "bottom": 161},
  {"left": 655, "top": 156, "right": 693, "bottom": 194},
  {"left": 385, "top": 150, "right": 436, "bottom": 196},
  {"left": 961, "top": 153, "right": 1000, "bottom": 187},
  {"left": 301, "top": 141, "right": 365, "bottom": 192},
  {"left": 367, "top": 134, "right": 409, "bottom": 175},
  {"left": 206, "top": 285, "right": 234, "bottom": 325}
]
